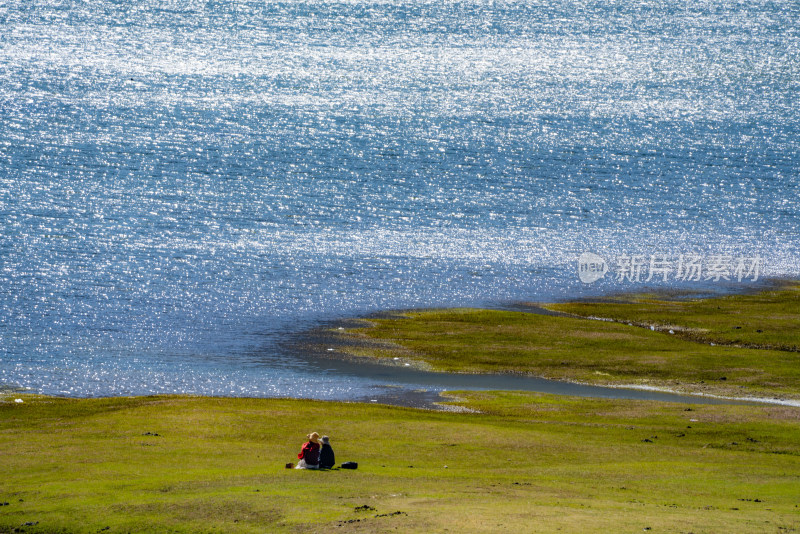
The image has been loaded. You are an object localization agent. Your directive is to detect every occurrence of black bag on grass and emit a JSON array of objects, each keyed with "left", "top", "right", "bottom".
[{"left": 341, "top": 462, "right": 358, "bottom": 469}]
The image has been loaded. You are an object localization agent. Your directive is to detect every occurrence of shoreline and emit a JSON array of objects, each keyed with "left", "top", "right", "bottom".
[
  {"left": 590, "top": 382, "right": 800, "bottom": 408},
  {"left": 319, "top": 281, "right": 800, "bottom": 407},
  {"left": 5, "top": 280, "right": 798, "bottom": 409},
  {"left": 5, "top": 383, "right": 798, "bottom": 410}
]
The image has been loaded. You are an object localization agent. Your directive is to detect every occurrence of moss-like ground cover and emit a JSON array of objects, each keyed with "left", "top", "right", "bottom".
[
  {"left": 544, "top": 283, "right": 800, "bottom": 352},
  {"left": 1, "top": 392, "right": 799, "bottom": 533},
  {"left": 3, "top": 285, "right": 799, "bottom": 532},
  {"left": 338, "top": 284, "right": 800, "bottom": 400}
]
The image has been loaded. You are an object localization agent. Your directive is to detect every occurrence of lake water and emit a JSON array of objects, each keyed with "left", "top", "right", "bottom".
[{"left": 1, "top": 0, "right": 798, "bottom": 402}]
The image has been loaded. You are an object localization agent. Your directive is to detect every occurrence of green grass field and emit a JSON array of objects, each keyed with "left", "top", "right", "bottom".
[
  {"left": 2, "top": 285, "right": 799, "bottom": 532},
  {"left": 336, "top": 284, "right": 800, "bottom": 401},
  {"left": 543, "top": 284, "right": 800, "bottom": 351},
  {"left": 1, "top": 392, "right": 799, "bottom": 533}
]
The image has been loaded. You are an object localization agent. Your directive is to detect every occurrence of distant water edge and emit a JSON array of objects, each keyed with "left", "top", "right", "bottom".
[{"left": 1, "top": 0, "right": 798, "bottom": 399}]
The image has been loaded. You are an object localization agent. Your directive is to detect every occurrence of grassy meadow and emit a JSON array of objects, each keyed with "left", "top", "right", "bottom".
[
  {"left": 1, "top": 392, "right": 799, "bottom": 533},
  {"left": 2, "top": 284, "right": 799, "bottom": 532},
  {"left": 543, "top": 283, "right": 800, "bottom": 352},
  {"left": 337, "top": 283, "right": 800, "bottom": 401}
]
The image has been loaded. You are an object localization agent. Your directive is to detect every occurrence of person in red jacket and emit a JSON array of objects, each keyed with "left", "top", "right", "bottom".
[{"left": 295, "top": 432, "right": 321, "bottom": 469}]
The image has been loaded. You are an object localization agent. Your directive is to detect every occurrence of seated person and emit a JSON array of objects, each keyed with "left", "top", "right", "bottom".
[
  {"left": 296, "top": 432, "right": 321, "bottom": 469},
  {"left": 319, "top": 435, "right": 335, "bottom": 468}
]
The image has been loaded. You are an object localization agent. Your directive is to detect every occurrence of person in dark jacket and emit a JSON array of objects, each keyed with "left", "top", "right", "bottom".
[
  {"left": 296, "top": 432, "right": 321, "bottom": 469},
  {"left": 319, "top": 435, "right": 335, "bottom": 469}
]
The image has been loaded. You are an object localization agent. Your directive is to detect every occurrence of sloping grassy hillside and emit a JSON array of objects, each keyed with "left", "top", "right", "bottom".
[{"left": 1, "top": 393, "right": 799, "bottom": 533}]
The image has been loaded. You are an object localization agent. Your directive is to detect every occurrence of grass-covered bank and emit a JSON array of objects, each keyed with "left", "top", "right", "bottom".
[
  {"left": 1, "top": 393, "right": 799, "bottom": 533},
  {"left": 335, "top": 284, "right": 800, "bottom": 401},
  {"left": 544, "top": 283, "right": 800, "bottom": 352}
]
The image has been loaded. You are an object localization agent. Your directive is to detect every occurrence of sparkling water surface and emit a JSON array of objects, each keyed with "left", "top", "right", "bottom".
[{"left": 1, "top": 0, "right": 798, "bottom": 399}]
